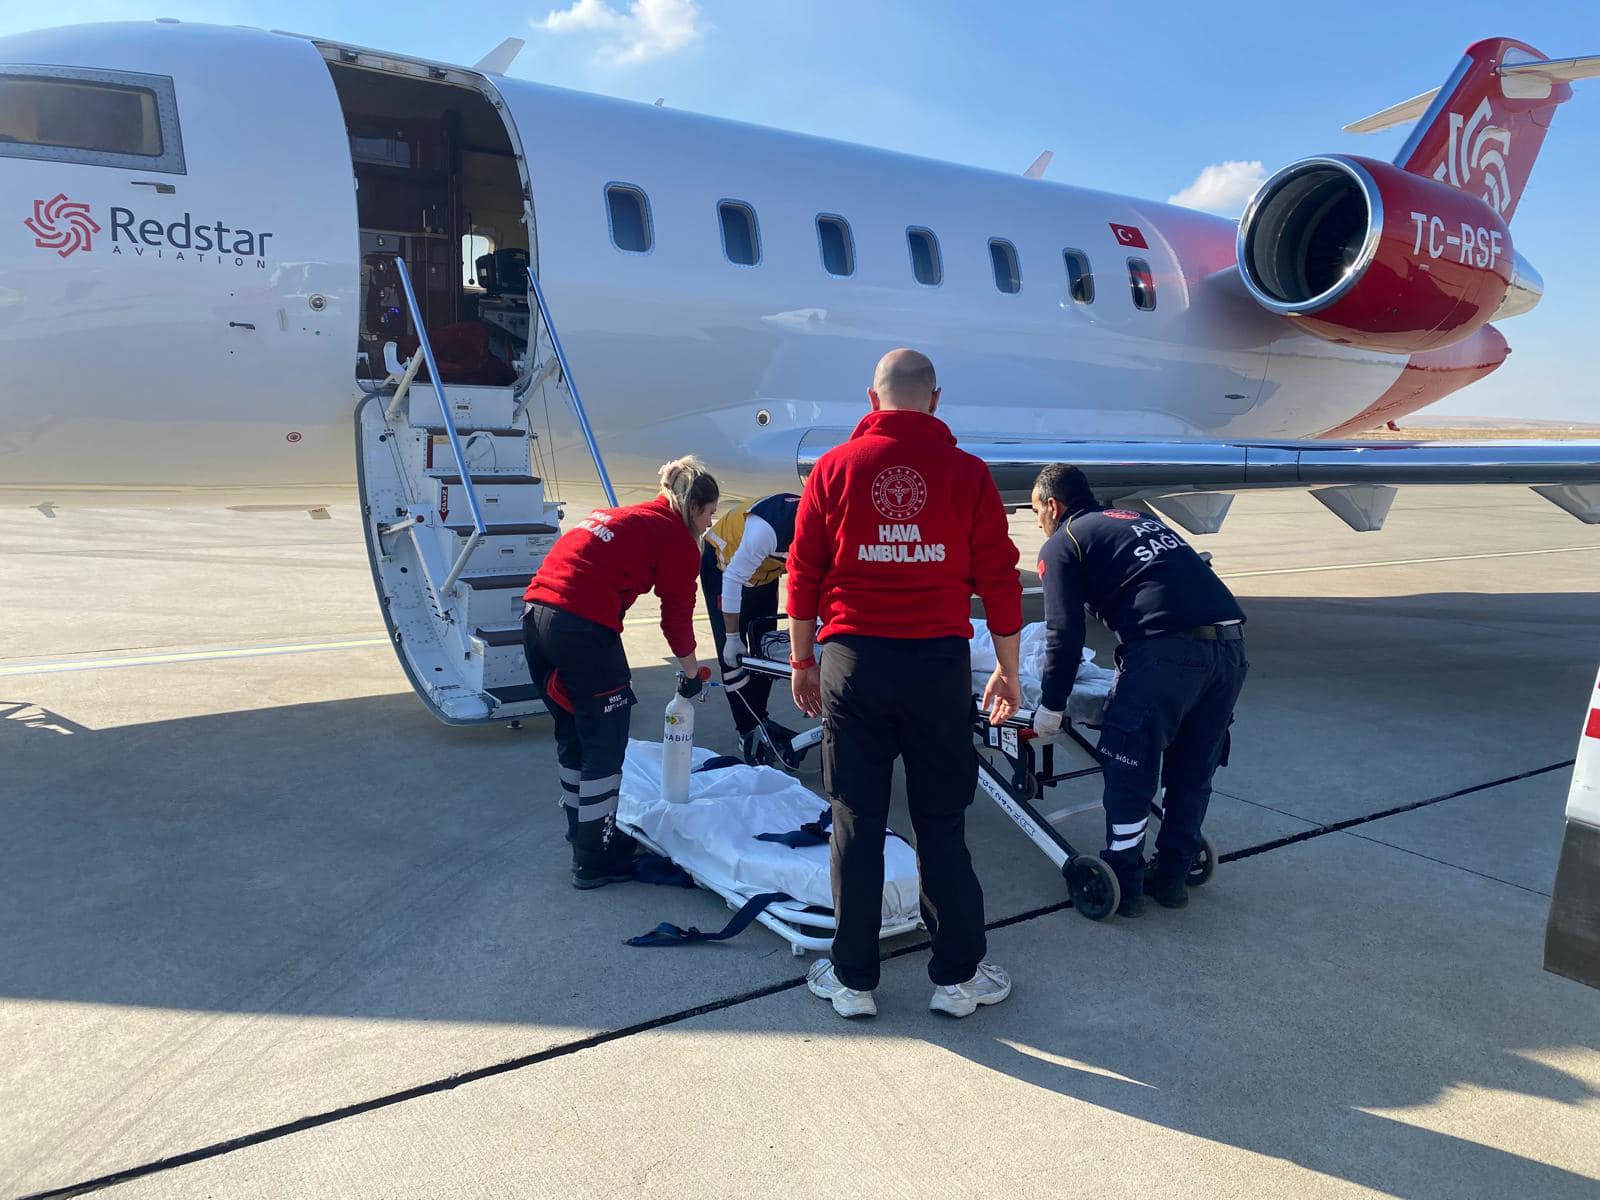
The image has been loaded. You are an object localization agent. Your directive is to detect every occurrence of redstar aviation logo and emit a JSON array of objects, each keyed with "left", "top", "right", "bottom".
[
  {"left": 25, "top": 193, "right": 102, "bottom": 258},
  {"left": 870, "top": 466, "right": 927, "bottom": 521}
]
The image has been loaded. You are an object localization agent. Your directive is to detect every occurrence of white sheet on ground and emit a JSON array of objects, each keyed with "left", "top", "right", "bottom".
[{"left": 617, "top": 740, "right": 922, "bottom": 925}]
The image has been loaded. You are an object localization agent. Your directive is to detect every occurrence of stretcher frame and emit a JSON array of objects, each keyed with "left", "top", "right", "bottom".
[{"left": 737, "top": 649, "right": 1217, "bottom": 921}]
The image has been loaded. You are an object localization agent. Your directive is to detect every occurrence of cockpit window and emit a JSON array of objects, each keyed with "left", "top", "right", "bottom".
[{"left": 0, "top": 66, "right": 185, "bottom": 173}]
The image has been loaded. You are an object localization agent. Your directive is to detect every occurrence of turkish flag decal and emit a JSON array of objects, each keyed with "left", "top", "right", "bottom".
[{"left": 1109, "top": 222, "right": 1148, "bottom": 249}]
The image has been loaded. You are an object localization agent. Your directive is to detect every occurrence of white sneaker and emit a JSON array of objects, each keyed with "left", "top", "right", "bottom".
[
  {"left": 806, "top": 959, "right": 877, "bottom": 1018},
  {"left": 929, "top": 961, "right": 1012, "bottom": 1017}
]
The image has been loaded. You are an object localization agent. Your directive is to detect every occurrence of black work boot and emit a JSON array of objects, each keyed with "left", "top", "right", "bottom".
[
  {"left": 1145, "top": 863, "right": 1190, "bottom": 910},
  {"left": 570, "top": 815, "right": 636, "bottom": 889},
  {"left": 1104, "top": 851, "right": 1144, "bottom": 918}
]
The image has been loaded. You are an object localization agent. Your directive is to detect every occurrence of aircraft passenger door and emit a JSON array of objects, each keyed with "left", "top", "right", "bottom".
[{"left": 0, "top": 24, "right": 359, "bottom": 491}]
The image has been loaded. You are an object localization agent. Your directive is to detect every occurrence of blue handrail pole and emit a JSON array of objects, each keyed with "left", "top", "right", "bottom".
[
  {"left": 393, "top": 257, "right": 488, "bottom": 538},
  {"left": 527, "top": 267, "right": 618, "bottom": 507}
]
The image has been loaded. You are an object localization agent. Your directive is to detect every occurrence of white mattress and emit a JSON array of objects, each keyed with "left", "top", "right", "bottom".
[
  {"left": 968, "top": 619, "right": 1114, "bottom": 725},
  {"left": 617, "top": 740, "right": 922, "bottom": 924},
  {"left": 756, "top": 620, "right": 1114, "bottom": 725}
]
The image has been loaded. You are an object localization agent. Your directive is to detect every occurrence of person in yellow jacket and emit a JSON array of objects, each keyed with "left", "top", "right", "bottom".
[{"left": 700, "top": 492, "right": 802, "bottom": 766}]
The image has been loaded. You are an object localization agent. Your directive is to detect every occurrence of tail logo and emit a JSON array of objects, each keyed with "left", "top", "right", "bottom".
[
  {"left": 25, "top": 193, "right": 102, "bottom": 258},
  {"left": 1434, "top": 99, "right": 1513, "bottom": 215}
]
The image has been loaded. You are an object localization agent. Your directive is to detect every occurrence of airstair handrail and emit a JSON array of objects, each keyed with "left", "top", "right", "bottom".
[
  {"left": 527, "top": 265, "right": 618, "bottom": 506},
  {"left": 393, "top": 257, "right": 487, "bottom": 594}
]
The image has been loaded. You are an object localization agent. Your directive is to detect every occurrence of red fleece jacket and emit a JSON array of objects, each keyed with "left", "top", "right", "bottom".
[
  {"left": 524, "top": 494, "right": 700, "bottom": 657},
  {"left": 786, "top": 409, "right": 1023, "bottom": 642}
]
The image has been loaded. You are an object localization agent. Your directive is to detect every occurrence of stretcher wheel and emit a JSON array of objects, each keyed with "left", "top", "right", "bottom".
[
  {"left": 1064, "top": 855, "right": 1120, "bottom": 921},
  {"left": 1188, "top": 835, "right": 1217, "bottom": 888}
]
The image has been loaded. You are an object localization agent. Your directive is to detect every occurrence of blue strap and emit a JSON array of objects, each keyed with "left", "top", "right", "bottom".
[
  {"left": 694, "top": 755, "right": 745, "bottom": 773},
  {"left": 755, "top": 807, "right": 832, "bottom": 848},
  {"left": 625, "top": 891, "right": 792, "bottom": 947},
  {"left": 631, "top": 852, "right": 694, "bottom": 888}
]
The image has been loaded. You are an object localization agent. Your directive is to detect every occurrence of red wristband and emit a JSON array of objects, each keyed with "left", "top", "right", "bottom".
[{"left": 789, "top": 656, "right": 817, "bottom": 671}]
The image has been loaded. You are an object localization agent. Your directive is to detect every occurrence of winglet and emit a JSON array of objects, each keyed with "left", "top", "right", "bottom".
[
  {"left": 1023, "top": 150, "right": 1053, "bottom": 180},
  {"left": 473, "top": 37, "right": 524, "bottom": 74}
]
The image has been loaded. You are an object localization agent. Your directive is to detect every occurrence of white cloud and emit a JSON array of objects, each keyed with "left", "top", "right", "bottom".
[
  {"left": 1168, "top": 160, "right": 1267, "bottom": 216},
  {"left": 538, "top": 0, "right": 704, "bottom": 65}
]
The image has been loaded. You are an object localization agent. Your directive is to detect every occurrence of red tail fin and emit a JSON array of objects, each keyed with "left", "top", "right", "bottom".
[{"left": 1394, "top": 38, "right": 1574, "bottom": 223}]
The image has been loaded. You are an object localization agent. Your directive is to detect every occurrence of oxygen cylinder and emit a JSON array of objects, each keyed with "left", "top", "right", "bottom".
[{"left": 662, "top": 668, "right": 709, "bottom": 804}]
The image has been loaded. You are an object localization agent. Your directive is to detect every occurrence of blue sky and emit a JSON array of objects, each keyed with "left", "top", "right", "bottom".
[{"left": 7, "top": 1, "right": 1598, "bottom": 421}]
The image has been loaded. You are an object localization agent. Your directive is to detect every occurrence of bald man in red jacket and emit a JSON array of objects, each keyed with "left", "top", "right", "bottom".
[{"left": 787, "top": 349, "right": 1023, "bottom": 1019}]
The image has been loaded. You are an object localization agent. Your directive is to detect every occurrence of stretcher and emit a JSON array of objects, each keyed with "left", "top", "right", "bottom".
[{"left": 735, "top": 620, "right": 1218, "bottom": 921}]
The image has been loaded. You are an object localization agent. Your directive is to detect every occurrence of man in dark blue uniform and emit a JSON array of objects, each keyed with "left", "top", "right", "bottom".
[{"left": 1031, "top": 464, "right": 1248, "bottom": 916}]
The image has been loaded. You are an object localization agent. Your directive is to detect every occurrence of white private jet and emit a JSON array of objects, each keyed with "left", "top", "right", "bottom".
[{"left": 2, "top": 20, "right": 1598, "bottom": 726}]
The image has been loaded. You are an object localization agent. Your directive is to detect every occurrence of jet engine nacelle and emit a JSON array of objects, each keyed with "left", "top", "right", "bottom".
[{"left": 1237, "top": 154, "right": 1524, "bottom": 354}]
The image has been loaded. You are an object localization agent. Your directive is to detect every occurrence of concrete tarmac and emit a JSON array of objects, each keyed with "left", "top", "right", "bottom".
[{"left": 2, "top": 485, "right": 1599, "bottom": 1198}]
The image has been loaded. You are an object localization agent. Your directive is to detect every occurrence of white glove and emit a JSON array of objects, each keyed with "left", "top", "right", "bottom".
[
  {"left": 721, "top": 635, "right": 743, "bottom": 670},
  {"left": 1032, "top": 706, "right": 1064, "bottom": 737}
]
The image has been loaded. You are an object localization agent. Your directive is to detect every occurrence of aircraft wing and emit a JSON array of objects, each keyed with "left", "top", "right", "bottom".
[{"left": 796, "top": 432, "right": 1600, "bottom": 530}]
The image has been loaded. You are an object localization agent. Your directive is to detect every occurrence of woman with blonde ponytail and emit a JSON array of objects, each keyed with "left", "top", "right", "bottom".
[
  {"left": 657, "top": 455, "right": 721, "bottom": 531},
  {"left": 521, "top": 459, "right": 719, "bottom": 888}
]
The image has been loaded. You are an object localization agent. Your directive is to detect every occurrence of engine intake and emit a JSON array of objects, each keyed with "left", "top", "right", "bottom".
[{"left": 1237, "top": 155, "right": 1516, "bottom": 354}]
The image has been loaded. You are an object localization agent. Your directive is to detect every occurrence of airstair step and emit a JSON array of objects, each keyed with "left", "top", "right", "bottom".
[
  {"left": 462, "top": 573, "right": 532, "bottom": 591},
  {"left": 431, "top": 473, "right": 541, "bottom": 486},
  {"left": 407, "top": 383, "right": 522, "bottom": 435},
  {"left": 474, "top": 626, "right": 524, "bottom": 648},
  {"left": 488, "top": 683, "right": 543, "bottom": 706},
  {"left": 443, "top": 521, "right": 558, "bottom": 537},
  {"left": 422, "top": 432, "right": 533, "bottom": 477},
  {"left": 413, "top": 423, "right": 526, "bottom": 437}
]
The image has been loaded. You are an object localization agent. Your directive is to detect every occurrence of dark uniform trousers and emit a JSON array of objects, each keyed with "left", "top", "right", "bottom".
[
  {"left": 521, "top": 602, "right": 636, "bottom": 825},
  {"left": 1096, "top": 634, "right": 1249, "bottom": 891},
  {"left": 699, "top": 543, "right": 779, "bottom": 736},
  {"left": 822, "top": 635, "right": 986, "bottom": 991}
]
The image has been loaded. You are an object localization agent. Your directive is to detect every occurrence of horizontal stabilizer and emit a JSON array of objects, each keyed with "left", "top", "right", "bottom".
[
  {"left": 1344, "top": 88, "right": 1440, "bottom": 134},
  {"left": 1348, "top": 53, "right": 1600, "bottom": 130},
  {"left": 1499, "top": 53, "right": 1600, "bottom": 89}
]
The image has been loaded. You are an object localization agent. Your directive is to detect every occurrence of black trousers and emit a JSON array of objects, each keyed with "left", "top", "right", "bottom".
[
  {"left": 822, "top": 635, "right": 985, "bottom": 990},
  {"left": 699, "top": 543, "right": 779, "bottom": 735},
  {"left": 1096, "top": 634, "right": 1248, "bottom": 892},
  {"left": 521, "top": 602, "right": 635, "bottom": 824}
]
